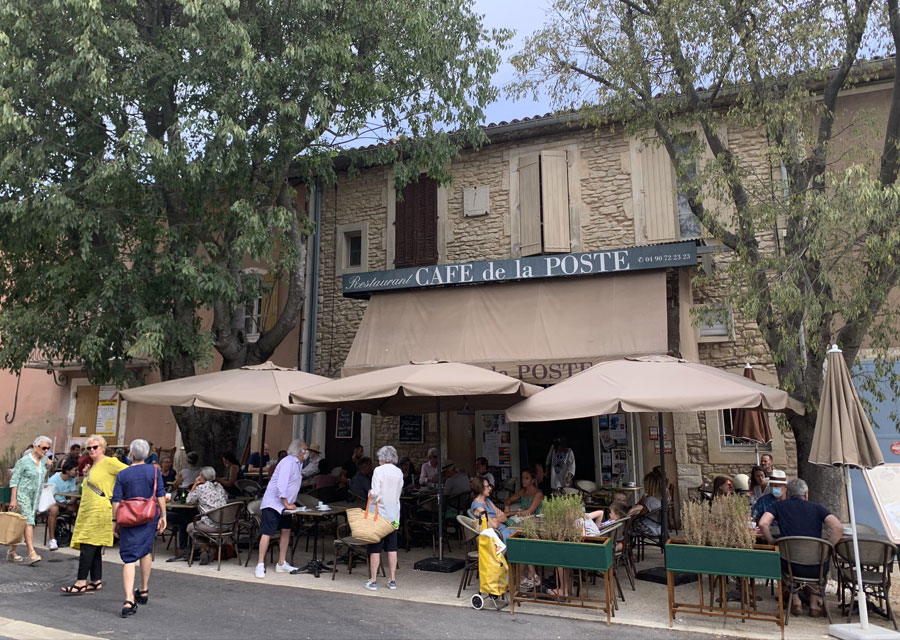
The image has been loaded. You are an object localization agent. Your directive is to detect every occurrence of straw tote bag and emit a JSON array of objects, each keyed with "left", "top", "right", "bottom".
[
  {"left": 0, "top": 511, "right": 26, "bottom": 545},
  {"left": 346, "top": 496, "right": 396, "bottom": 543},
  {"left": 117, "top": 470, "right": 159, "bottom": 528}
]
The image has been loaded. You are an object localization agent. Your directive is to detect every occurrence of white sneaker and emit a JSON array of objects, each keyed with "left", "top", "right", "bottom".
[
  {"left": 255, "top": 563, "right": 266, "bottom": 579},
  {"left": 48, "top": 539, "right": 58, "bottom": 551},
  {"left": 364, "top": 580, "right": 377, "bottom": 591},
  {"left": 275, "top": 562, "right": 298, "bottom": 573}
]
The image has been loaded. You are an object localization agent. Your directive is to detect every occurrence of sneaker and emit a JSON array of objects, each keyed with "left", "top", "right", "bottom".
[
  {"left": 48, "top": 539, "right": 58, "bottom": 551},
  {"left": 255, "top": 563, "right": 266, "bottom": 579},
  {"left": 519, "top": 578, "right": 534, "bottom": 589},
  {"left": 364, "top": 580, "right": 377, "bottom": 591},
  {"left": 275, "top": 562, "right": 298, "bottom": 573},
  {"left": 388, "top": 580, "right": 397, "bottom": 590}
]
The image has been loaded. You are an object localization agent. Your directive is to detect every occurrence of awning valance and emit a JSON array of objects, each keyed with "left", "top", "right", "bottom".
[{"left": 343, "top": 271, "right": 668, "bottom": 384}]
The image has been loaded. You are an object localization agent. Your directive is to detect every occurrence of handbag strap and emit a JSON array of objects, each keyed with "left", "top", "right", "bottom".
[{"left": 364, "top": 495, "right": 379, "bottom": 520}]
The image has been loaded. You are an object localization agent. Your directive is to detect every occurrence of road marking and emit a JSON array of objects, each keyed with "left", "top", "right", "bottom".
[{"left": 0, "top": 617, "right": 105, "bottom": 640}]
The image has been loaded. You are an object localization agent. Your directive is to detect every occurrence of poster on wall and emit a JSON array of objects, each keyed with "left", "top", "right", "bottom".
[
  {"left": 94, "top": 386, "right": 119, "bottom": 435},
  {"left": 481, "top": 413, "right": 512, "bottom": 481},
  {"left": 649, "top": 425, "right": 668, "bottom": 441},
  {"left": 654, "top": 440, "right": 674, "bottom": 454},
  {"left": 609, "top": 414, "right": 627, "bottom": 442}
]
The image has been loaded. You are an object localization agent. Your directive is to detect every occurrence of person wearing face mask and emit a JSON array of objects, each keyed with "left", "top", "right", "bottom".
[
  {"left": 751, "top": 469, "right": 786, "bottom": 520},
  {"left": 300, "top": 443, "right": 321, "bottom": 479},
  {"left": 7, "top": 435, "right": 53, "bottom": 564}
]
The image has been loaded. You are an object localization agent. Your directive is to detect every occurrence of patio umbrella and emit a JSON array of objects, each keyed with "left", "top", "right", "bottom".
[
  {"left": 290, "top": 360, "right": 541, "bottom": 568},
  {"left": 506, "top": 355, "right": 804, "bottom": 550},
  {"left": 121, "top": 362, "right": 330, "bottom": 482},
  {"left": 808, "top": 346, "right": 887, "bottom": 640},
  {"left": 731, "top": 364, "right": 774, "bottom": 463}
]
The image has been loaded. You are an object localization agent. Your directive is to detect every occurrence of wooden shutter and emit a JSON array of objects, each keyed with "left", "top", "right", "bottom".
[
  {"left": 73, "top": 385, "right": 100, "bottom": 437},
  {"left": 631, "top": 135, "right": 677, "bottom": 244},
  {"left": 262, "top": 273, "right": 279, "bottom": 331},
  {"left": 540, "top": 149, "right": 570, "bottom": 253},
  {"left": 699, "top": 127, "right": 736, "bottom": 238},
  {"left": 518, "top": 153, "right": 542, "bottom": 256},
  {"left": 395, "top": 177, "right": 437, "bottom": 268}
]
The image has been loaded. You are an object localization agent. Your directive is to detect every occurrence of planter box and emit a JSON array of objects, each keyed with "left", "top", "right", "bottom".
[
  {"left": 665, "top": 538, "right": 781, "bottom": 580},
  {"left": 506, "top": 532, "right": 613, "bottom": 571}
]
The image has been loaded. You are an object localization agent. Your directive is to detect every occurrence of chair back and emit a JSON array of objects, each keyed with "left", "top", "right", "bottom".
[
  {"left": 606, "top": 520, "right": 626, "bottom": 546},
  {"left": 561, "top": 487, "right": 579, "bottom": 495},
  {"left": 576, "top": 479, "right": 598, "bottom": 494},
  {"left": 835, "top": 537, "right": 896, "bottom": 569},
  {"left": 235, "top": 479, "right": 261, "bottom": 497},
  {"left": 245, "top": 499, "right": 262, "bottom": 517},
  {"left": 456, "top": 515, "right": 480, "bottom": 544},
  {"left": 296, "top": 493, "right": 320, "bottom": 509},
  {"left": 205, "top": 502, "right": 244, "bottom": 529},
  {"left": 777, "top": 536, "right": 833, "bottom": 581}
]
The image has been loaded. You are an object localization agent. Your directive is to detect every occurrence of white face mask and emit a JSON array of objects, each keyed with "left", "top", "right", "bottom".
[
  {"left": 771, "top": 486, "right": 783, "bottom": 498},
  {"left": 303, "top": 450, "right": 310, "bottom": 460}
]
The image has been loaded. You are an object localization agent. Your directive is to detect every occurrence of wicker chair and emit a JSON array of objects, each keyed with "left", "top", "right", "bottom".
[
  {"left": 455, "top": 515, "right": 482, "bottom": 597},
  {"left": 776, "top": 536, "right": 835, "bottom": 624},
  {"left": 834, "top": 537, "right": 897, "bottom": 629},
  {"left": 331, "top": 522, "right": 385, "bottom": 580},
  {"left": 188, "top": 502, "right": 244, "bottom": 571}
]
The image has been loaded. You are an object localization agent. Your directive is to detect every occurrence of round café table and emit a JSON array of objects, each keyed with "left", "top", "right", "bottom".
[{"left": 288, "top": 506, "right": 347, "bottom": 578}]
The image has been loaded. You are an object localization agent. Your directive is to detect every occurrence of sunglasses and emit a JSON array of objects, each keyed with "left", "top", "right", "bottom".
[
  {"left": 86, "top": 445, "right": 101, "bottom": 451},
  {"left": 39, "top": 446, "right": 50, "bottom": 451}
]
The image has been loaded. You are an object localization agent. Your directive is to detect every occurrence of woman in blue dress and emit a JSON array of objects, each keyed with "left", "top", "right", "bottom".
[
  {"left": 112, "top": 439, "right": 166, "bottom": 618},
  {"left": 470, "top": 475, "right": 510, "bottom": 542}
]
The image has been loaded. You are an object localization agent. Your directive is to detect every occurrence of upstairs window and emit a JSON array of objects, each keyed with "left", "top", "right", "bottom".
[
  {"left": 518, "top": 150, "right": 571, "bottom": 256},
  {"left": 395, "top": 177, "right": 438, "bottom": 268}
]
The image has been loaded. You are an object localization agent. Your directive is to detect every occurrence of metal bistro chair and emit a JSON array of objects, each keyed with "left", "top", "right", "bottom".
[
  {"left": 776, "top": 536, "right": 835, "bottom": 625},
  {"left": 235, "top": 479, "right": 262, "bottom": 498},
  {"left": 834, "top": 537, "right": 898, "bottom": 629},
  {"left": 631, "top": 507, "right": 662, "bottom": 562},
  {"left": 455, "top": 515, "right": 482, "bottom": 597},
  {"left": 331, "top": 522, "right": 385, "bottom": 580},
  {"left": 188, "top": 502, "right": 244, "bottom": 571}
]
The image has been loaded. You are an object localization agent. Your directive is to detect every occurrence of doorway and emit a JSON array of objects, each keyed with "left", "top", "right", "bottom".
[{"left": 518, "top": 418, "right": 596, "bottom": 486}]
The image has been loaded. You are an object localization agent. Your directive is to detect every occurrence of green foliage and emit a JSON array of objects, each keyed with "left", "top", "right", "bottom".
[
  {"left": 0, "top": 444, "right": 18, "bottom": 487},
  {"left": 0, "top": 0, "right": 506, "bottom": 383},
  {"left": 681, "top": 495, "right": 754, "bottom": 550},
  {"left": 519, "top": 493, "right": 585, "bottom": 542}
]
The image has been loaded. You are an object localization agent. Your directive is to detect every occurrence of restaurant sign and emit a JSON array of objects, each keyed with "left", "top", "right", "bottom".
[{"left": 343, "top": 241, "right": 696, "bottom": 298}]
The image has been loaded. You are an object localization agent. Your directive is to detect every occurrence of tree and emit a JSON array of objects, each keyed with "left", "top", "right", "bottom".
[
  {"left": 512, "top": 0, "right": 900, "bottom": 512},
  {"left": 0, "top": 0, "right": 506, "bottom": 465}
]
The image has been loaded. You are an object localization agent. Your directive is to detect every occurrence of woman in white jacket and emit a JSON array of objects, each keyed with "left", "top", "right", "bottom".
[{"left": 364, "top": 446, "right": 403, "bottom": 592}]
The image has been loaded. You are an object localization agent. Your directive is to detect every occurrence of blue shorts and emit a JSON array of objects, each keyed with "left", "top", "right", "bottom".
[
  {"left": 259, "top": 507, "right": 292, "bottom": 536},
  {"left": 367, "top": 529, "right": 399, "bottom": 554}
]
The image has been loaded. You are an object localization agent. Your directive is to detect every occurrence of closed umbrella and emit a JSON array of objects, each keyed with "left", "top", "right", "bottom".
[
  {"left": 506, "top": 355, "right": 804, "bottom": 551},
  {"left": 808, "top": 346, "right": 890, "bottom": 640},
  {"left": 731, "top": 364, "right": 774, "bottom": 463},
  {"left": 121, "top": 362, "right": 330, "bottom": 482},
  {"left": 290, "top": 360, "right": 540, "bottom": 569}
]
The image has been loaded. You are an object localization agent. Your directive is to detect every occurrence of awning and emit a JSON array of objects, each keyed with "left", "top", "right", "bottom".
[{"left": 343, "top": 271, "right": 668, "bottom": 384}]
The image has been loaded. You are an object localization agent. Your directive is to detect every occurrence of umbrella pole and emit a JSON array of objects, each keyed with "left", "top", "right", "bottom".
[
  {"left": 658, "top": 411, "right": 669, "bottom": 552},
  {"left": 845, "top": 466, "right": 869, "bottom": 630},
  {"left": 436, "top": 398, "right": 444, "bottom": 561},
  {"left": 258, "top": 414, "right": 267, "bottom": 485}
]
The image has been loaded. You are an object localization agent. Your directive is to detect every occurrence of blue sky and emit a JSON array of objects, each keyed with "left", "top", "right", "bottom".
[{"left": 472, "top": 0, "right": 554, "bottom": 124}]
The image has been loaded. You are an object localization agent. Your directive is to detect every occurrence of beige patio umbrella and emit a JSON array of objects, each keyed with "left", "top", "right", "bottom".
[
  {"left": 809, "top": 346, "right": 887, "bottom": 640},
  {"left": 121, "top": 362, "right": 330, "bottom": 481},
  {"left": 731, "top": 364, "right": 774, "bottom": 464},
  {"left": 506, "top": 355, "right": 804, "bottom": 549},
  {"left": 290, "top": 360, "right": 541, "bottom": 567}
]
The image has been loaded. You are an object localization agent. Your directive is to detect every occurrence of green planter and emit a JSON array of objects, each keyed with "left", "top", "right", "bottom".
[
  {"left": 506, "top": 532, "right": 613, "bottom": 571},
  {"left": 665, "top": 538, "right": 781, "bottom": 580},
  {"left": 0, "top": 486, "right": 11, "bottom": 506}
]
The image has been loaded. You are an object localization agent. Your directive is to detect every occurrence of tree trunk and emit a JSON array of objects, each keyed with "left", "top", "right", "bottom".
[
  {"left": 171, "top": 406, "right": 242, "bottom": 473},
  {"left": 790, "top": 412, "right": 844, "bottom": 518}
]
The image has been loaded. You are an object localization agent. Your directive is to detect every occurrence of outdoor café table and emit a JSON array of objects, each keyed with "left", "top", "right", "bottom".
[{"left": 288, "top": 505, "right": 347, "bottom": 578}]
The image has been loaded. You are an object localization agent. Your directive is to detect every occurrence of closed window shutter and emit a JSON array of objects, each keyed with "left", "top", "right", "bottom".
[
  {"left": 395, "top": 177, "right": 437, "bottom": 268},
  {"left": 539, "top": 149, "right": 570, "bottom": 253},
  {"left": 262, "top": 273, "right": 279, "bottom": 331},
  {"left": 632, "top": 135, "right": 677, "bottom": 244},
  {"left": 518, "top": 153, "right": 542, "bottom": 256}
]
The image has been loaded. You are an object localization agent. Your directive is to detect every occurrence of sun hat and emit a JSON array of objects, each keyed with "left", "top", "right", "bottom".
[{"left": 768, "top": 469, "right": 787, "bottom": 485}]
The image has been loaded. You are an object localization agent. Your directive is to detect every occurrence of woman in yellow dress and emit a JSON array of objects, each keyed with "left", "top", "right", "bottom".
[{"left": 61, "top": 435, "right": 127, "bottom": 595}]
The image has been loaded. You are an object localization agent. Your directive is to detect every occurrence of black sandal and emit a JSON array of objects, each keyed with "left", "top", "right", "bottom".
[
  {"left": 121, "top": 601, "right": 138, "bottom": 617},
  {"left": 61, "top": 583, "right": 92, "bottom": 596},
  {"left": 134, "top": 589, "right": 149, "bottom": 605},
  {"left": 86, "top": 581, "right": 102, "bottom": 592}
]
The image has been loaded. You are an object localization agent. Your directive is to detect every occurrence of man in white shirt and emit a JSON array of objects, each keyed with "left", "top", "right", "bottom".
[{"left": 419, "top": 447, "right": 439, "bottom": 484}]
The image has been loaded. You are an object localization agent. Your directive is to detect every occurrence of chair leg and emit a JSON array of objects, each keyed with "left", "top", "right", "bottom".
[
  {"left": 188, "top": 536, "right": 196, "bottom": 567},
  {"left": 233, "top": 535, "right": 240, "bottom": 566},
  {"left": 217, "top": 541, "right": 222, "bottom": 571}
]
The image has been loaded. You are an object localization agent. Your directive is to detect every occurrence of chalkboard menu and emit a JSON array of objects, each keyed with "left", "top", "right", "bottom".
[
  {"left": 398, "top": 415, "right": 424, "bottom": 443},
  {"left": 335, "top": 409, "right": 354, "bottom": 439}
]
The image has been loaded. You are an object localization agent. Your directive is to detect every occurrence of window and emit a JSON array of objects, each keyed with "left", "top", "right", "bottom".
[
  {"left": 347, "top": 232, "right": 362, "bottom": 268},
  {"left": 674, "top": 138, "right": 702, "bottom": 240},
  {"left": 336, "top": 222, "right": 369, "bottom": 275},
  {"left": 395, "top": 177, "right": 438, "bottom": 268},
  {"left": 243, "top": 296, "right": 263, "bottom": 342},
  {"left": 241, "top": 271, "right": 278, "bottom": 343},
  {"left": 718, "top": 408, "right": 773, "bottom": 450},
  {"left": 695, "top": 304, "right": 733, "bottom": 342},
  {"left": 518, "top": 150, "right": 570, "bottom": 256}
]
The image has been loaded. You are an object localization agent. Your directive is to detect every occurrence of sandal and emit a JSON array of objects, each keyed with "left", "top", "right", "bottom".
[
  {"left": 26, "top": 552, "right": 41, "bottom": 565},
  {"left": 7, "top": 550, "right": 23, "bottom": 563},
  {"left": 61, "top": 583, "right": 92, "bottom": 596},
  {"left": 121, "top": 601, "right": 138, "bottom": 618},
  {"left": 86, "top": 581, "right": 103, "bottom": 592},
  {"left": 134, "top": 589, "right": 149, "bottom": 605}
]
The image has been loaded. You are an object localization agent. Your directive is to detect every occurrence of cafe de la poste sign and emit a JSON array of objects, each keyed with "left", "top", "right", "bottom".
[{"left": 343, "top": 241, "right": 697, "bottom": 298}]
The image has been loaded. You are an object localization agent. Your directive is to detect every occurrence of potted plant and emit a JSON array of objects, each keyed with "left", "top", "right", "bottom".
[{"left": 0, "top": 444, "right": 18, "bottom": 506}]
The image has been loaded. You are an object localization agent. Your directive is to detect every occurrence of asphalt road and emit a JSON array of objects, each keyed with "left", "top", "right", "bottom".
[{"left": 0, "top": 554, "right": 714, "bottom": 640}]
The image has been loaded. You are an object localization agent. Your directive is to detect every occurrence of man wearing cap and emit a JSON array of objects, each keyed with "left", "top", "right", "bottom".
[
  {"left": 300, "top": 443, "right": 323, "bottom": 479},
  {"left": 441, "top": 460, "right": 469, "bottom": 496},
  {"left": 751, "top": 469, "right": 786, "bottom": 520}
]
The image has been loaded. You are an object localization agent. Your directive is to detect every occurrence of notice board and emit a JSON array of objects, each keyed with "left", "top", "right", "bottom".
[{"left": 398, "top": 415, "right": 423, "bottom": 443}]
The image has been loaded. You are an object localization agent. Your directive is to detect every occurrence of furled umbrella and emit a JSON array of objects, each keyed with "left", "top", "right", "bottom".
[
  {"left": 290, "top": 360, "right": 541, "bottom": 569},
  {"left": 731, "top": 364, "right": 774, "bottom": 464},
  {"left": 506, "top": 355, "right": 805, "bottom": 551},
  {"left": 808, "top": 346, "right": 891, "bottom": 640},
  {"left": 120, "top": 362, "right": 330, "bottom": 482}
]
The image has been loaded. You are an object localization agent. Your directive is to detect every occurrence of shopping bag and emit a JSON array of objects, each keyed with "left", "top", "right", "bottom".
[
  {"left": 477, "top": 516, "right": 508, "bottom": 597},
  {"left": 346, "top": 496, "right": 396, "bottom": 543},
  {"left": 38, "top": 483, "right": 57, "bottom": 513},
  {"left": 0, "top": 511, "right": 27, "bottom": 545}
]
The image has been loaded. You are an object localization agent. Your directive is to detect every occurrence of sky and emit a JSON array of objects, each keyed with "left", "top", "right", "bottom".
[{"left": 472, "top": 0, "right": 555, "bottom": 125}]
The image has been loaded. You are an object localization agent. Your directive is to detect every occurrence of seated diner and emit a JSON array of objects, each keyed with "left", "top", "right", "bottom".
[
  {"left": 470, "top": 475, "right": 510, "bottom": 542},
  {"left": 503, "top": 467, "right": 543, "bottom": 517}
]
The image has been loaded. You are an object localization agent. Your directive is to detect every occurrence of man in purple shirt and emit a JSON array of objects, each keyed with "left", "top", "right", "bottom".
[{"left": 255, "top": 439, "right": 306, "bottom": 579}]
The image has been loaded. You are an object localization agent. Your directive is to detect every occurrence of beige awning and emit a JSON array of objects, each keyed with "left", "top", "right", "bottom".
[{"left": 343, "top": 271, "right": 668, "bottom": 384}]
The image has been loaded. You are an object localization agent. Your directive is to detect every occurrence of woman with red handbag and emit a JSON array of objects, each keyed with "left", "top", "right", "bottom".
[{"left": 111, "top": 439, "right": 167, "bottom": 618}]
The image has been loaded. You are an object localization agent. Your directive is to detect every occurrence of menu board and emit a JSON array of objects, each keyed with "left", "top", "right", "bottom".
[
  {"left": 481, "top": 413, "right": 512, "bottom": 481},
  {"left": 398, "top": 415, "right": 424, "bottom": 443},
  {"left": 335, "top": 409, "right": 354, "bottom": 439},
  {"left": 863, "top": 464, "right": 900, "bottom": 543}
]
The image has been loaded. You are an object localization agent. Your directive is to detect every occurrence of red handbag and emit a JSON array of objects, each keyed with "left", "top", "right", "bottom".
[{"left": 117, "top": 469, "right": 159, "bottom": 528}]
